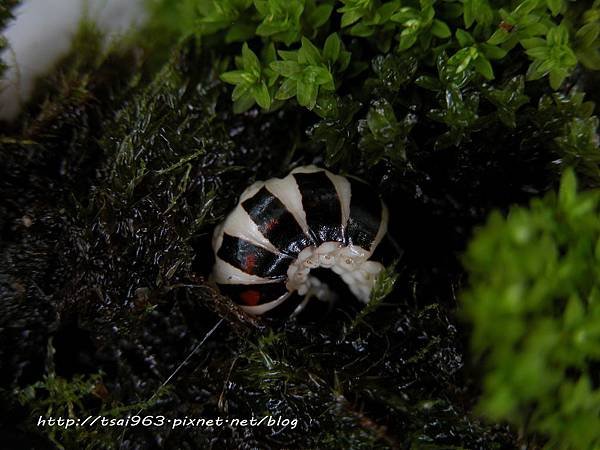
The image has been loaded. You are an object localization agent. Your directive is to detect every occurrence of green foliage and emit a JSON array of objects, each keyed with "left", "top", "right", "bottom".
[
  {"left": 481, "top": 75, "right": 529, "bottom": 128},
  {"left": 358, "top": 98, "right": 415, "bottom": 165},
  {"left": 17, "top": 372, "right": 106, "bottom": 449},
  {"left": 348, "top": 260, "right": 399, "bottom": 331},
  {"left": 158, "top": 0, "right": 600, "bottom": 117},
  {"left": 15, "top": 340, "right": 168, "bottom": 449},
  {"left": 339, "top": 0, "right": 399, "bottom": 52},
  {"left": 531, "top": 89, "right": 600, "bottom": 186},
  {"left": 522, "top": 24, "right": 577, "bottom": 89},
  {"left": 254, "top": 0, "right": 304, "bottom": 44},
  {"left": 221, "top": 43, "right": 274, "bottom": 112},
  {"left": 573, "top": 1, "right": 600, "bottom": 70},
  {"left": 270, "top": 35, "right": 347, "bottom": 112},
  {"left": 141, "top": 0, "right": 600, "bottom": 183},
  {"left": 390, "top": 0, "right": 451, "bottom": 51},
  {"left": 197, "top": 0, "right": 254, "bottom": 41},
  {"left": 462, "top": 169, "right": 600, "bottom": 449}
]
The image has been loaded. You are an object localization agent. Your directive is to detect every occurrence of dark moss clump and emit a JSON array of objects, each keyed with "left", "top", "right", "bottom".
[{"left": 1, "top": 1, "right": 599, "bottom": 449}]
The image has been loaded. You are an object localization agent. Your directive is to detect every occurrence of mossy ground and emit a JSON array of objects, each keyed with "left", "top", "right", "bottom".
[{"left": 0, "top": 5, "right": 597, "bottom": 449}]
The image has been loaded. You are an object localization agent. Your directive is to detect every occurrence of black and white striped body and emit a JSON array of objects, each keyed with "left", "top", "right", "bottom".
[{"left": 212, "top": 166, "right": 388, "bottom": 315}]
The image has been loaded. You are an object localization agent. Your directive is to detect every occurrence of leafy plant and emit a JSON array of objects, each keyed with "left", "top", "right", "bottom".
[
  {"left": 271, "top": 34, "right": 348, "bottom": 112},
  {"left": 573, "top": 1, "right": 600, "bottom": 70},
  {"left": 220, "top": 43, "right": 274, "bottom": 112},
  {"left": 157, "top": 0, "right": 599, "bottom": 187},
  {"left": 15, "top": 339, "right": 169, "bottom": 449},
  {"left": 390, "top": 0, "right": 451, "bottom": 51},
  {"left": 254, "top": 0, "right": 305, "bottom": 45},
  {"left": 481, "top": 75, "right": 529, "bottom": 128},
  {"left": 358, "top": 98, "right": 415, "bottom": 165},
  {"left": 522, "top": 24, "right": 578, "bottom": 89},
  {"left": 339, "top": 0, "right": 400, "bottom": 52},
  {"left": 196, "top": 0, "right": 254, "bottom": 40},
  {"left": 144, "top": 0, "right": 600, "bottom": 122},
  {"left": 462, "top": 169, "right": 600, "bottom": 450}
]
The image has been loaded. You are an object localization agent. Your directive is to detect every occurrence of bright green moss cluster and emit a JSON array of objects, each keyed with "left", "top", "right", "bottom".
[
  {"left": 152, "top": 0, "right": 600, "bottom": 114},
  {"left": 462, "top": 169, "right": 600, "bottom": 449},
  {"left": 144, "top": 0, "right": 600, "bottom": 179}
]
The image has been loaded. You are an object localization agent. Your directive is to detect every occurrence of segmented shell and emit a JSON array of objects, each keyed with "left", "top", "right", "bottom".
[{"left": 212, "top": 166, "right": 388, "bottom": 315}]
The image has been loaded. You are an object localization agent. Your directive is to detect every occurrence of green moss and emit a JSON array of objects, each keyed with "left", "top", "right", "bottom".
[
  {"left": 144, "top": 0, "right": 600, "bottom": 187},
  {"left": 155, "top": 0, "right": 600, "bottom": 112},
  {"left": 462, "top": 169, "right": 600, "bottom": 449},
  {"left": 15, "top": 339, "right": 168, "bottom": 449}
]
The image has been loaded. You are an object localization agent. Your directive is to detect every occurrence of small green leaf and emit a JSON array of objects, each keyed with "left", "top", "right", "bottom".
[
  {"left": 232, "top": 83, "right": 249, "bottom": 101},
  {"left": 576, "top": 23, "right": 600, "bottom": 50},
  {"left": 474, "top": 56, "right": 494, "bottom": 80},
  {"left": 549, "top": 67, "right": 568, "bottom": 89},
  {"left": 577, "top": 48, "right": 600, "bottom": 70},
  {"left": 558, "top": 168, "right": 577, "bottom": 210},
  {"left": 514, "top": 0, "right": 540, "bottom": 16},
  {"left": 456, "top": 29, "right": 475, "bottom": 47},
  {"left": 270, "top": 60, "right": 303, "bottom": 78},
  {"left": 278, "top": 50, "right": 298, "bottom": 61},
  {"left": 463, "top": 0, "right": 493, "bottom": 28},
  {"left": 448, "top": 47, "right": 478, "bottom": 74},
  {"left": 233, "top": 90, "right": 256, "bottom": 113},
  {"left": 488, "top": 29, "right": 511, "bottom": 45},
  {"left": 431, "top": 19, "right": 451, "bottom": 38},
  {"left": 340, "top": 9, "right": 363, "bottom": 28},
  {"left": 391, "top": 7, "right": 418, "bottom": 23},
  {"left": 377, "top": 1, "right": 400, "bottom": 21},
  {"left": 349, "top": 22, "right": 374, "bottom": 37},
  {"left": 313, "top": 92, "right": 339, "bottom": 119},
  {"left": 305, "top": 66, "right": 334, "bottom": 86},
  {"left": 564, "top": 296, "right": 584, "bottom": 328},
  {"left": 308, "top": 3, "right": 333, "bottom": 29},
  {"left": 546, "top": 0, "right": 564, "bottom": 16},
  {"left": 525, "top": 46, "right": 550, "bottom": 59},
  {"left": 225, "top": 23, "right": 256, "bottom": 43},
  {"left": 520, "top": 37, "right": 546, "bottom": 50},
  {"left": 463, "top": 0, "right": 475, "bottom": 27},
  {"left": 547, "top": 24, "right": 570, "bottom": 46},
  {"left": 481, "top": 43, "right": 508, "bottom": 60},
  {"left": 252, "top": 81, "right": 271, "bottom": 109},
  {"left": 298, "top": 37, "right": 322, "bottom": 65},
  {"left": 398, "top": 28, "right": 418, "bottom": 51},
  {"left": 221, "top": 70, "right": 250, "bottom": 84},
  {"left": 242, "top": 43, "right": 261, "bottom": 76},
  {"left": 296, "top": 79, "right": 318, "bottom": 109},
  {"left": 263, "top": 42, "right": 277, "bottom": 64},
  {"left": 338, "top": 50, "right": 352, "bottom": 71},
  {"left": 323, "top": 33, "right": 342, "bottom": 64},
  {"left": 275, "top": 78, "right": 297, "bottom": 100}
]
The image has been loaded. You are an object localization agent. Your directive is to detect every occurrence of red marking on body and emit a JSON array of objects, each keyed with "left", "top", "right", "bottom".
[
  {"left": 240, "top": 289, "right": 261, "bottom": 306},
  {"left": 244, "top": 254, "right": 257, "bottom": 273},
  {"left": 265, "top": 218, "right": 279, "bottom": 232}
]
